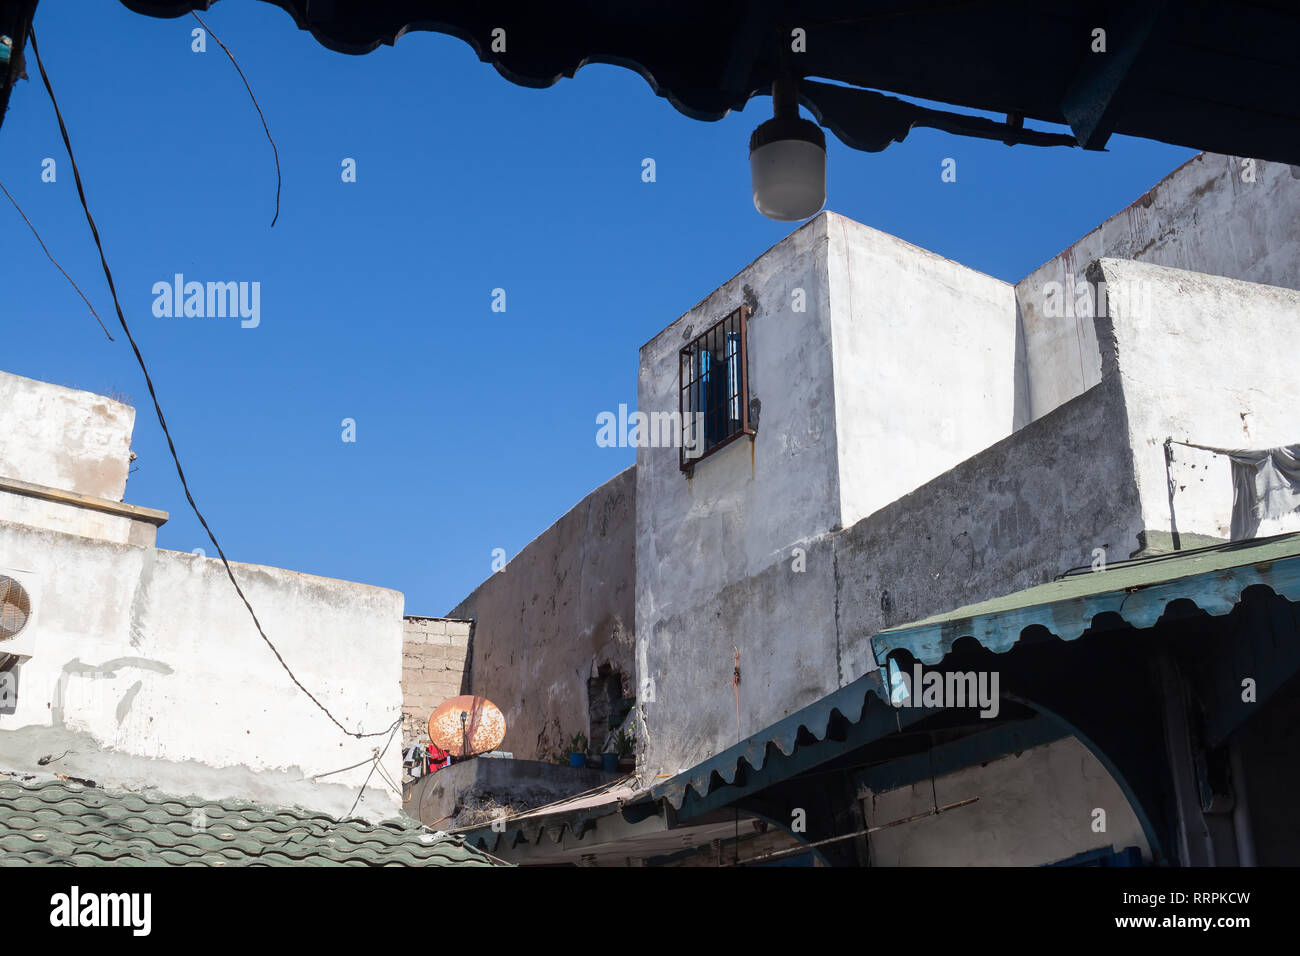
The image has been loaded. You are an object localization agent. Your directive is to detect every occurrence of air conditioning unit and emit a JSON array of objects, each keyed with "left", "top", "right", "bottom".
[{"left": 0, "top": 567, "right": 39, "bottom": 661}]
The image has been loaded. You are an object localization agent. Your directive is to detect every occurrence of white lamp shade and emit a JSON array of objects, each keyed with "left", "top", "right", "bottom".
[{"left": 750, "top": 136, "right": 826, "bottom": 221}]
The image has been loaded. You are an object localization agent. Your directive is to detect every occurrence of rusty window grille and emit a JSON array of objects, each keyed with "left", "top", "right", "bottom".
[{"left": 679, "top": 304, "right": 753, "bottom": 472}]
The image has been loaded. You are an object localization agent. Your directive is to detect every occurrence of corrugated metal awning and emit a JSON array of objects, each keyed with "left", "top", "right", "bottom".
[
  {"left": 872, "top": 532, "right": 1300, "bottom": 666},
  {"left": 650, "top": 668, "right": 919, "bottom": 815}
]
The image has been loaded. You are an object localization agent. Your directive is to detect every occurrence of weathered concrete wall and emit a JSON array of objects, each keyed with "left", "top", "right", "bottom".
[
  {"left": 1015, "top": 154, "right": 1300, "bottom": 424},
  {"left": 636, "top": 216, "right": 842, "bottom": 775},
  {"left": 406, "top": 757, "right": 617, "bottom": 829},
  {"left": 0, "top": 475, "right": 166, "bottom": 547},
  {"left": 401, "top": 617, "right": 471, "bottom": 750},
  {"left": 0, "top": 517, "right": 406, "bottom": 819},
  {"left": 831, "top": 375, "right": 1143, "bottom": 681},
  {"left": 865, "top": 736, "right": 1149, "bottom": 865},
  {"left": 0, "top": 370, "right": 136, "bottom": 501},
  {"left": 639, "top": 373, "right": 1146, "bottom": 776},
  {"left": 826, "top": 214, "right": 1019, "bottom": 528},
  {"left": 1091, "top": 258, "right": 1300, "bottom": 540},
  {"left": 449, "top": 467, "right": 635, "bottom": 761},
  {"left": 633, "top": 217, "right": 1158, "bottom": 777}
]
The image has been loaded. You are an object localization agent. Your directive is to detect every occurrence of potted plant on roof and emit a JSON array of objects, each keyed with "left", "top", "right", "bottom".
[
  {"left": 567, "top": 732, "right": 588, "bottom": 768},
  {"left": 614, "top": 722, "right": 636, "bottom": 773},
  {"left": 599, "top": 735, "right": 619, "bottom": 773}
]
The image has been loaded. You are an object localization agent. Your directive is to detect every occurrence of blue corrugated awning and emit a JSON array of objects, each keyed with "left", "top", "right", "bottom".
[{"left": 872, "top": 533, "right": 1300, "bottom": 666}]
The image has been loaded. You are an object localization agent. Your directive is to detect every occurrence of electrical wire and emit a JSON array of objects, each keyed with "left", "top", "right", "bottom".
[
  {"left": 311, "top": 753, "right": 384, "bottom": 781},
  {"left": 346, "top": 718, "right": 403, "bottom": 819},
  {"left": 0, "top": 179, "right": 113, "bottom": 341},
  {"left": 27, "top": 26, "right": 389, "bottom": 740},
  {"left": 189, "top": 10, "right": 281, "bottom": 227}
]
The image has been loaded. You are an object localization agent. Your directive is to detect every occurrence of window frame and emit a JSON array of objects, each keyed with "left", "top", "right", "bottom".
[{"left": 678, "top": 304, "right": 754, "bottom": 474}]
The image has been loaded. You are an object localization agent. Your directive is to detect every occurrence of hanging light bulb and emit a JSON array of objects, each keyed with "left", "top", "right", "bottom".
[{"left": 749, "top": 74, "right": 826, "bottom": 221}]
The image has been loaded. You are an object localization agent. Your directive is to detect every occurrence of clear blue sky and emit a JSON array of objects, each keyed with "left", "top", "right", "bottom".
[{"left": 1, "top": 3, "right": 1195, "bottom": 615}]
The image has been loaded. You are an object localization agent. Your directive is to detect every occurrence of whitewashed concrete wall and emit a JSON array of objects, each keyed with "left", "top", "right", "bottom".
[
  {"left": 0, "top": 476, "right": 166, "bottom": 547},
  {"left": 636, "top": 213, "right": 1021, "bottom": 776},
  {"left": 636, "top": 215, "right": 841, "bottom": 776},
  {"left": 0, "top": 370, "right": 135, "bottom": 501},
  {"left": 1015, "top": 154, "right": 1300, "bottom": 424},
  {"left": 0, "top": 518, "right": 405, "bottom": 818},
  {"left": 826, "top": 214, "right": 1018, "bottom": 528},
  {"left": 1093, "top": 258, "right": 1300, "bottom": 540},
  {"left": 865, "top": 737, "right": 1149, "bottom": 866},
  {"left": 0, "top": 371, "right": 407, "bottom": 819}
]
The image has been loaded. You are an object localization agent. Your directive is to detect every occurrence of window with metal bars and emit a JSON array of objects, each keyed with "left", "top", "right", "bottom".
[{"left": 679, "top": 305, "right": 753, "bottom": 472}]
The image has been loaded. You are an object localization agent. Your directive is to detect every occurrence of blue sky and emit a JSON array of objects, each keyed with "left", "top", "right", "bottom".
[{"left": 1, "top": 3, "right": 1196, "bottom": 615}]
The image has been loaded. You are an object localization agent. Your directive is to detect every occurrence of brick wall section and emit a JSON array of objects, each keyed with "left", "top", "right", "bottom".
[{"left": 401, "top": 617, "right": 472, "bottom": 751}]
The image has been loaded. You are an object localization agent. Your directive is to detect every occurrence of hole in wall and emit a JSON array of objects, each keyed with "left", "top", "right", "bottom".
[{"left": 588, "top": 663, "right": 633, "bottom": 752}]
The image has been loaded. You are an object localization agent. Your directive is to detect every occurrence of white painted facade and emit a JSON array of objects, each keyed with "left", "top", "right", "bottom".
[
  {"left": 826, "top": 215, "right": 1018, "bottom": 529},
  {"left": 1014, "top": 154, "right": 1300, "bottom": 424},
  {"left": 1098, "top": 258, "right": 1300, "bottom": 541},
  {"left": 0, "top": 370, "right": 135, "bottom": 501},
  {"left": 0, "top": 373, "right": 406, "bottom": 819},
  {"left": 635, "top": 213, "right": 1026, "bottom": 776}
]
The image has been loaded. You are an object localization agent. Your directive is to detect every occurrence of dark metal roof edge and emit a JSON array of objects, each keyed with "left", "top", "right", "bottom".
[
  {"left": 649, "top": 670, "right": 890, "bottom": 812},
  {"left": 118, "top": 0, "right": 757, "bottom": 123},
  {"left": 460, "top": 794, "right": 651, "bottom": 855}
]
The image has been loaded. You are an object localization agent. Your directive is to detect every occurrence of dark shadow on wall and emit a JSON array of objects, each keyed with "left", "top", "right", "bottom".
[
  {"left": 459, "top": 618, "right": 475, "bottom": 696},
  {"left": 1012, "top": 296, "right": 1032, "bottom": 432}
]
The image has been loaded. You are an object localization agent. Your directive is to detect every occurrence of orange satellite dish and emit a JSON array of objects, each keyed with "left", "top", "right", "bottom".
[{"left": 428, "top": 695, "right": 506, "bottom": 757}]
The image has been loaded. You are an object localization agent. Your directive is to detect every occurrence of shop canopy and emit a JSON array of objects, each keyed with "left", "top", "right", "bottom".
[{"left": 113, "top": 0, "right": 1300, "bottom": 163}]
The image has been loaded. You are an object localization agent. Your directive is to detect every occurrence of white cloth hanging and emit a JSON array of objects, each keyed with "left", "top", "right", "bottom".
[
  {"left": 1223, "top": 445, "right": 1300, "bottom": 540},
  {"left": 1180, "top": 443, "right": 1300, "bottom": 540}
]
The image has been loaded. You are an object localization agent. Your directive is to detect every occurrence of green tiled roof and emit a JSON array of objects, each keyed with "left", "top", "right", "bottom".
[{"left": 0, "top": 775, "right": 504, "bottom": 867}]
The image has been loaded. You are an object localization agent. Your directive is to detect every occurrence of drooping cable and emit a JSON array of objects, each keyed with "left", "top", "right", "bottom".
[
  {"left": 1, "top": 179, "right": 113, "bottom": 341},
  {"left": 190, "top": 10, "right": 281, "bottom": 227}
]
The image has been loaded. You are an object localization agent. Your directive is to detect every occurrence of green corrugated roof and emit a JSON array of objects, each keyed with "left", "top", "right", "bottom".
[
  {"left": 0, "top": 775, "right": 504, "bottom": 867},
  {"left": 873, "top": 532, "right": 1300, "bottom": 665}
]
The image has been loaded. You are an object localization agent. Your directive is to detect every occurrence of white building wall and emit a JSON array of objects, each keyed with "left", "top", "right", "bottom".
[
  {"left": 0, "top": 519, "right": 405, "bottom": 818},
  {"left": 1093, "top": 258, "right": 1300, "bottom": 540},
  {"left": 1015, "top": 154, "right": 1300, "bottom": 424},
  {"left": 0, "top": 370, "right": 136, "bottom": 501},
  {"left": 866, "top": 736, "right": 1150, "bottom": 866},
  {"left": 0, "top": 370, "right": 408, "bottom": 819},
  {"left": 636, "top": 215, "right": 841, "bottom": 775},
  {"left": 0, "top": 488, "right": 158, "bottom": 547},
  {"left": 826, "top": 214, "right": 1018, "bottom": 529},
  {"left": 636, "top": 213, "right": 1025, "bottom": 777}
]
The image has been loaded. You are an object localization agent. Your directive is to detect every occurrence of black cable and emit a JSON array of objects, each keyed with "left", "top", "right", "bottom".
[
  {"left": 190, "top": 10, "right": 281, "bottom": 227},
  {"left": 1, "top": 179, "right": 113, "bottom": 341},
  {"left": 28, "top": 26, "right": 389, "bottom": 739}
]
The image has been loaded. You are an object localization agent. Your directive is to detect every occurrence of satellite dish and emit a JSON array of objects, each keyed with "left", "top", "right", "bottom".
[{"left": 428, "top": 695, "right": 505, "bottom": 757}]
